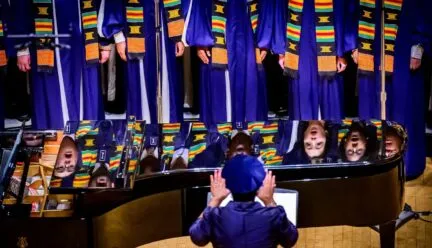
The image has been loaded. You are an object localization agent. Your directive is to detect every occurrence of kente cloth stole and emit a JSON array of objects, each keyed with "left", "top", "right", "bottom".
[
  {"left": 161, "top": 123, "right": 181, "bottom": 158},
  {"left": 358, "top": 0, "right": 403, "bottom": 75},
  {"left": 211, "top": 0, "right": 261, "bottom": 68},
  {"left": 81, "top": 0, "right": 99, "bottom": 65},
  {"left": 0, "top": 7, "right": 7, "bottom": 68},
  {"left": 284, "top": 0, "right": 337, "bottom": 79},
  {"left": 248, "top": 121, "right": 283, "bottom": 165},
  {"left": 211, "top": 0, "right": 228, "bottom": 68},
  {"left": 162, "top": 0, "right": 185, "bottom": 41},
  {"left": 337, "top": 118, "right": 353, "bottom": 144},
  {"left": 32, "top": 0, "right": 55, "bottom": 72},
  {"left": 188, "top": 123, "right": 207, "bottom": 162},
  {"left": 126, "top": 0, "right": 145, "bottom": 60}
]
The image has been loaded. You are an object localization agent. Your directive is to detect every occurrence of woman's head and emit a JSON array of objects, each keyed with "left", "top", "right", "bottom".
[
  {"left": 303, "top": 121, "right": 327, "bottom": 159},
  {"left": 385, "top": 128, "right": 403, "bottom": 158},
  {"left": 54, "top": 136, "right": 79, "bottom": 178},
  {"left": 339, "top": 122, "right": 375, "bottom": 162}
]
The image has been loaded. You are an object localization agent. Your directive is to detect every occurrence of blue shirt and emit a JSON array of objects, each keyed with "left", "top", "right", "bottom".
[{"left": 189, "top": 201, "right": 298, "bottom": 248}]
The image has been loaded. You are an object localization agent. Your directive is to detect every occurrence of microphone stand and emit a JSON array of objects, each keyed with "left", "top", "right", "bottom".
[{"left": 155, "top": 0, "right": 163, "bottom": 123}]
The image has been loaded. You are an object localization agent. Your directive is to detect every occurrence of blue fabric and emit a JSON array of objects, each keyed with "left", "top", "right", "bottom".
[
  {"left": 351, "top": 0, "right": 430, "bottom": 177},
  {"left": 222, "top": 155, "right": 265, "bottom": 194},
  {"left": 189, "top": 202, "right": 298, "bottom": 248},
  {"left": 9, "top": 0, "right": 104, "bottom": 130},
  {"left": 273, "top": 0, "right": 354, "bottom": 120},
  {"left": 186, "top": 0, "right": 272, "bottom": 124}
]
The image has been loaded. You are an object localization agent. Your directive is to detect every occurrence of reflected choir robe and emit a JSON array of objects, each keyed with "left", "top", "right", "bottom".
[
  {"left": 9, "top": 0, "right": 105, "bottom": 130},
  {"left": 345, "top": 0, "right": 431, "bottom": 177},
  {"left": 273, "top": 0, "right": 355, "bottom": 120},
  {"left": 0, "top": 0, "right": 11, "bottom": 130},
  {"left": 186, "top": 0, "right": 273, "bottom": 124},
  {"left": 101, "top": 0, "right": 187, "bottom": 123}
]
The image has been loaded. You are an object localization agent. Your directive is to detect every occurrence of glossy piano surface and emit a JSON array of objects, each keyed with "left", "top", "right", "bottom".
[{"left": 0, "top": 119, "right": 407, "bottom": 247}]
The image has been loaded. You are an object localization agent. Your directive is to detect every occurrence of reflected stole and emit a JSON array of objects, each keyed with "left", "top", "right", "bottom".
[
  {"left": 81, "top": 0, "right": 99, "bottom": 65},
  {"left": 32, "top": 0, "right": 55, "bottom": 72},
  {"left": 0, "top": 5, "right": 7, "bottom": 67},
  {"left": 284, "top": 0, "right": 336, "bottom": 79},
  {"left": 357, "top": 0, "right": 403, "bottom": 75},
  {"left": 125, "top": 0, "right": 185, "bottom": 60},
  {"left": 211, "top": 0, "right": 261, "bottom": 69}
]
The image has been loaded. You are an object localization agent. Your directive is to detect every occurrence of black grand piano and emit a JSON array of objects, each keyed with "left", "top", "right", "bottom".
[{"left": 0, "top": 119, "right": 406, "bottom": 248}]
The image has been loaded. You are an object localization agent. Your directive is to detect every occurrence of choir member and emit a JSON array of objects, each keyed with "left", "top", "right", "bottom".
[
  {"left": 101, "top": 0, "right": 188, "bottom": 123},
  {"left": 11, "top": 0, "right": 107, "bottom": 129},
  {"left": 186, "top": 0, "right": 274, "bottom": 124},
  {"left": 273, "top": 0, "right": 354, "bottom": 120},
  {"left": 348, "top": 0, "right": 431, "bottom": 177}
]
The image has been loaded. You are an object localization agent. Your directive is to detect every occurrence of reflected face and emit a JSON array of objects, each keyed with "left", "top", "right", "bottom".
[
  {"left": 344, "top": 131, "right": 367, "bottom": 161},
  {"left": 89, "top": 164, "right": 113, "bottom": 188},
  {"left": 23, "top": 133, "right": 43, "bottom": 147},
  {"left": 385, "top": 134, "right": 402, "bottom": 158},
  {"left": 304, "top": 121, "right": 326, "bottom": 158},
  {"left": 228, "top": 133, "right": 252, "bottom": 159},
  {"left": 54, "top": 137, "right": 78, "bottom": 178}
]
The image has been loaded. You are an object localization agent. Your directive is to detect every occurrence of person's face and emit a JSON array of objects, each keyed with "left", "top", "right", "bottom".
[
  {"left": 344, "top": 131, "right": 367, "bottom": 161},
  {"left": 304, "top": 121, "right": 326, "bottom": 158},
  {"left": 89, "top": 175, "right": 112, "bottom": 188},
  {"left": 54, "top": 137, "right": 78, "bottom": 178},
  {"left": 23, "top": 133, "right": 43, "bottom": 147},
  {"left": 229, "top": 133, "right": 252, "bottom": 159},
  {"left": 385, "top": 133, "right": 402, "bottom": 158}
]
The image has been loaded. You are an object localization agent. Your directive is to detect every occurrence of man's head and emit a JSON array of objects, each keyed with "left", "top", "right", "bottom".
[
  {"left": 54, "top": 136, "right": 79, "bottom": 178},
  {"left": 88, "top": 163, "right": 113, "bottom": 188},
  {"left": 228, "top": 132, "right": 252, "bottom": 159},
  {"left": 385, "top": 128, "right": 403, "bottom": 158},
  {"left": 222, "top": 155, "right": 265, "bottom": 202},
  {"left": 303, "top": 121, "right": 327, "bottom": 159}
]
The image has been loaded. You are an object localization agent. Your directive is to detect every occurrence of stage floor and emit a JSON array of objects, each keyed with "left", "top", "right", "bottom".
[{"left": 139, "top": 158, "right": 432, "bottom": 248}]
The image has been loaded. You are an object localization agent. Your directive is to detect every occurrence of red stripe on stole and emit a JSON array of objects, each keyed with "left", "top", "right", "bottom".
[
  {"left": 385, "top": 0, "right": 403, "bottom": 5},
  {"left": 315, "top": 2, "right": 332, "bottom": 6},
  {"left": 288, "top": 29, "right": 301, "bottom": 36},
  {"left": 127, "top": 13, "right": 143, "bottom": 17},
  {"left": 316, "top": 31, "right": 335, "bottom": 36},
  {"left": 213, "top": 23, "right": 225, "bottom": 28},
  {"left": 36, "top": 24, "right": 53, "bottom": 28},
  {"left": 385, "top": 30, "right": 397, "bottom": 36},
  {"left": 359, "top": 27, "right": 374, "bottom": 33},
  {"left": 83, "top": 16, "right": 97, "bottom": 22}
]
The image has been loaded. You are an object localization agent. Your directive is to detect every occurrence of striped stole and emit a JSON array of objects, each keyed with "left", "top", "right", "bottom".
[
  {"left": 0, "top": 5, "right": 7, "bottom": 67},
  {"left": 358, "top": 0, "right": 403, "bottom": 75},
  {"left": 284, "top": 0, "right": 337, "bottom": 79},
  {"left": 162, "top": 0, "right": 185, "bottom": 41},
  {"left": 247, "top": 0, "right": 262, "bottom": 66},
  {"left": 188, "top": 123, "right": 208, "bottom": 162},
  {"left": 161, "top": 123, "right": 181, "bottom": 158},
  {"left": 211, "top": 0, "right": 228, "bottom": 68},
  {"left": 126, "top": 0, "right": 145, "bottom": 60},
  {"left": 248, "top": 122, "right": 283, "bottom": 165},
  {"left": 32, "top": 0, "right": 55, "bottom": 72},
  {"left": 81, "top": 0, "right": 99, "bottom": 65},
  {"left": 337, "top": 119, "right": 353, "bottom": 144}
]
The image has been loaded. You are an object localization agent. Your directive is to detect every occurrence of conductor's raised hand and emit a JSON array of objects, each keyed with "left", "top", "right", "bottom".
[
  {"left": 210, "top": 169, "right": 230, "bottom": 204},
  {"left": 116, "top": 41, "right": 127, "bottom": 61},
  {"left": 175, "top": 41, "right": 185, "bottom": 57},
  {"left": 197, "top": 47, "right": 211, "bottom": 64},
  {"left": 337, "top": 56, "right": 347, "bottom": 73},
  {"left": 257, "top": 170, "right": 276, "bottom": 207},
  {"left": 17, "top": 54, "right": 31, "bottom": 72}
]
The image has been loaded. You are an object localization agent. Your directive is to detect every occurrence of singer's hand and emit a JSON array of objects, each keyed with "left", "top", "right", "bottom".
[
  {"left": 175, "top": 42, "right": 185, "bottom": 57},
  {"left": 17, "top": 55, "right": 31, "bottom": 72},
  {"left": 351, "top": 49, "right": 359, "bottom": 64},
  {"left": 278, "top": 54, "right": 285, "bottom": 70},
  {"left": 100, "top": 50, "right": 110, "bottom": 64},
  {"left": 197, "top": 47, "right": 211, "bottom": 64},
  {"left": 260, "top": 49, "right": 268, "bottom": 61},
  {"left": 116, "top": 41, "right": 127, "bottom": 61},
  {"left": 410, "top": 58, "right": 421, "bottom": 70},
  {"left": 337, "top": 56, "right": 347, "bottom": 73}
]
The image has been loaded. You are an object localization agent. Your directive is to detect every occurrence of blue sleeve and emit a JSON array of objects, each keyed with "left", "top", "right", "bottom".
[
  {"left": 334, "top": 0, "right": 351, "bottom": 56},
  {"left": 186, "top": 0, "right": 214, "bottom": 47},
  {"left": 272, "top": 0, "right": 287, "bottom": 55},
  {"left": 411, "top": 0, "right": 431, "bottom": 56},
  {"left": 189, "top": 207, "right": 213, "bottom": 246},
  {"left": 7, "top": 0, "right": 34, "bottom": 54},
  {"left": 256, "top": 0, "right": 273, "bottom": 50},
  {"left": 276, "top": 207, "right": 298, "bottom": 248},
  {"left": 343, "top": 0, "right": 359, "bottom": 52},
  {"left": 98, "top": 0, "right": 125, "bottom": 41}
]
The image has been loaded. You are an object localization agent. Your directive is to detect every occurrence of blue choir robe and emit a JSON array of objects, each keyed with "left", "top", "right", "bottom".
[
  {"left": 345, "top": 0, "right": 431, "bottom": 177},
  {"left": 0, "top": 0, "right": 12, "bottom": 130},
  {"left": 100, "top": 0, "right": 186, "bottom": 124},
  {"left": 189, "top": 202, "right": 298, "bottom": 247},
  {"left": 273, "top": 0, "right": 355, "bottom": 120},
  {"left": 186, "top": 0, "right": 273, "bottom": 124},
  {"left": 9, "top": 0, "right": 105, "bottom": 130}
]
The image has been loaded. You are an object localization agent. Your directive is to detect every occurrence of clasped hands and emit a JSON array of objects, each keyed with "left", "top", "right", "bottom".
[
  {"left": 351, "top": 48, "right": 421, "bottom": 71},
  {"left": 197, "top": 47, "right": 268, "bottom": 64},
  {"left": 278, "top": 54, "right": 347, "bottom": 73},
  {"left": 208, "top": 169, "right": 277, "bottom": 208}
]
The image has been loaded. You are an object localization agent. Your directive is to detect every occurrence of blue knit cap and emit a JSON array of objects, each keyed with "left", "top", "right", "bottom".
[{"left": 222, "top": 155, "right": 266, "bottom": 194}]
